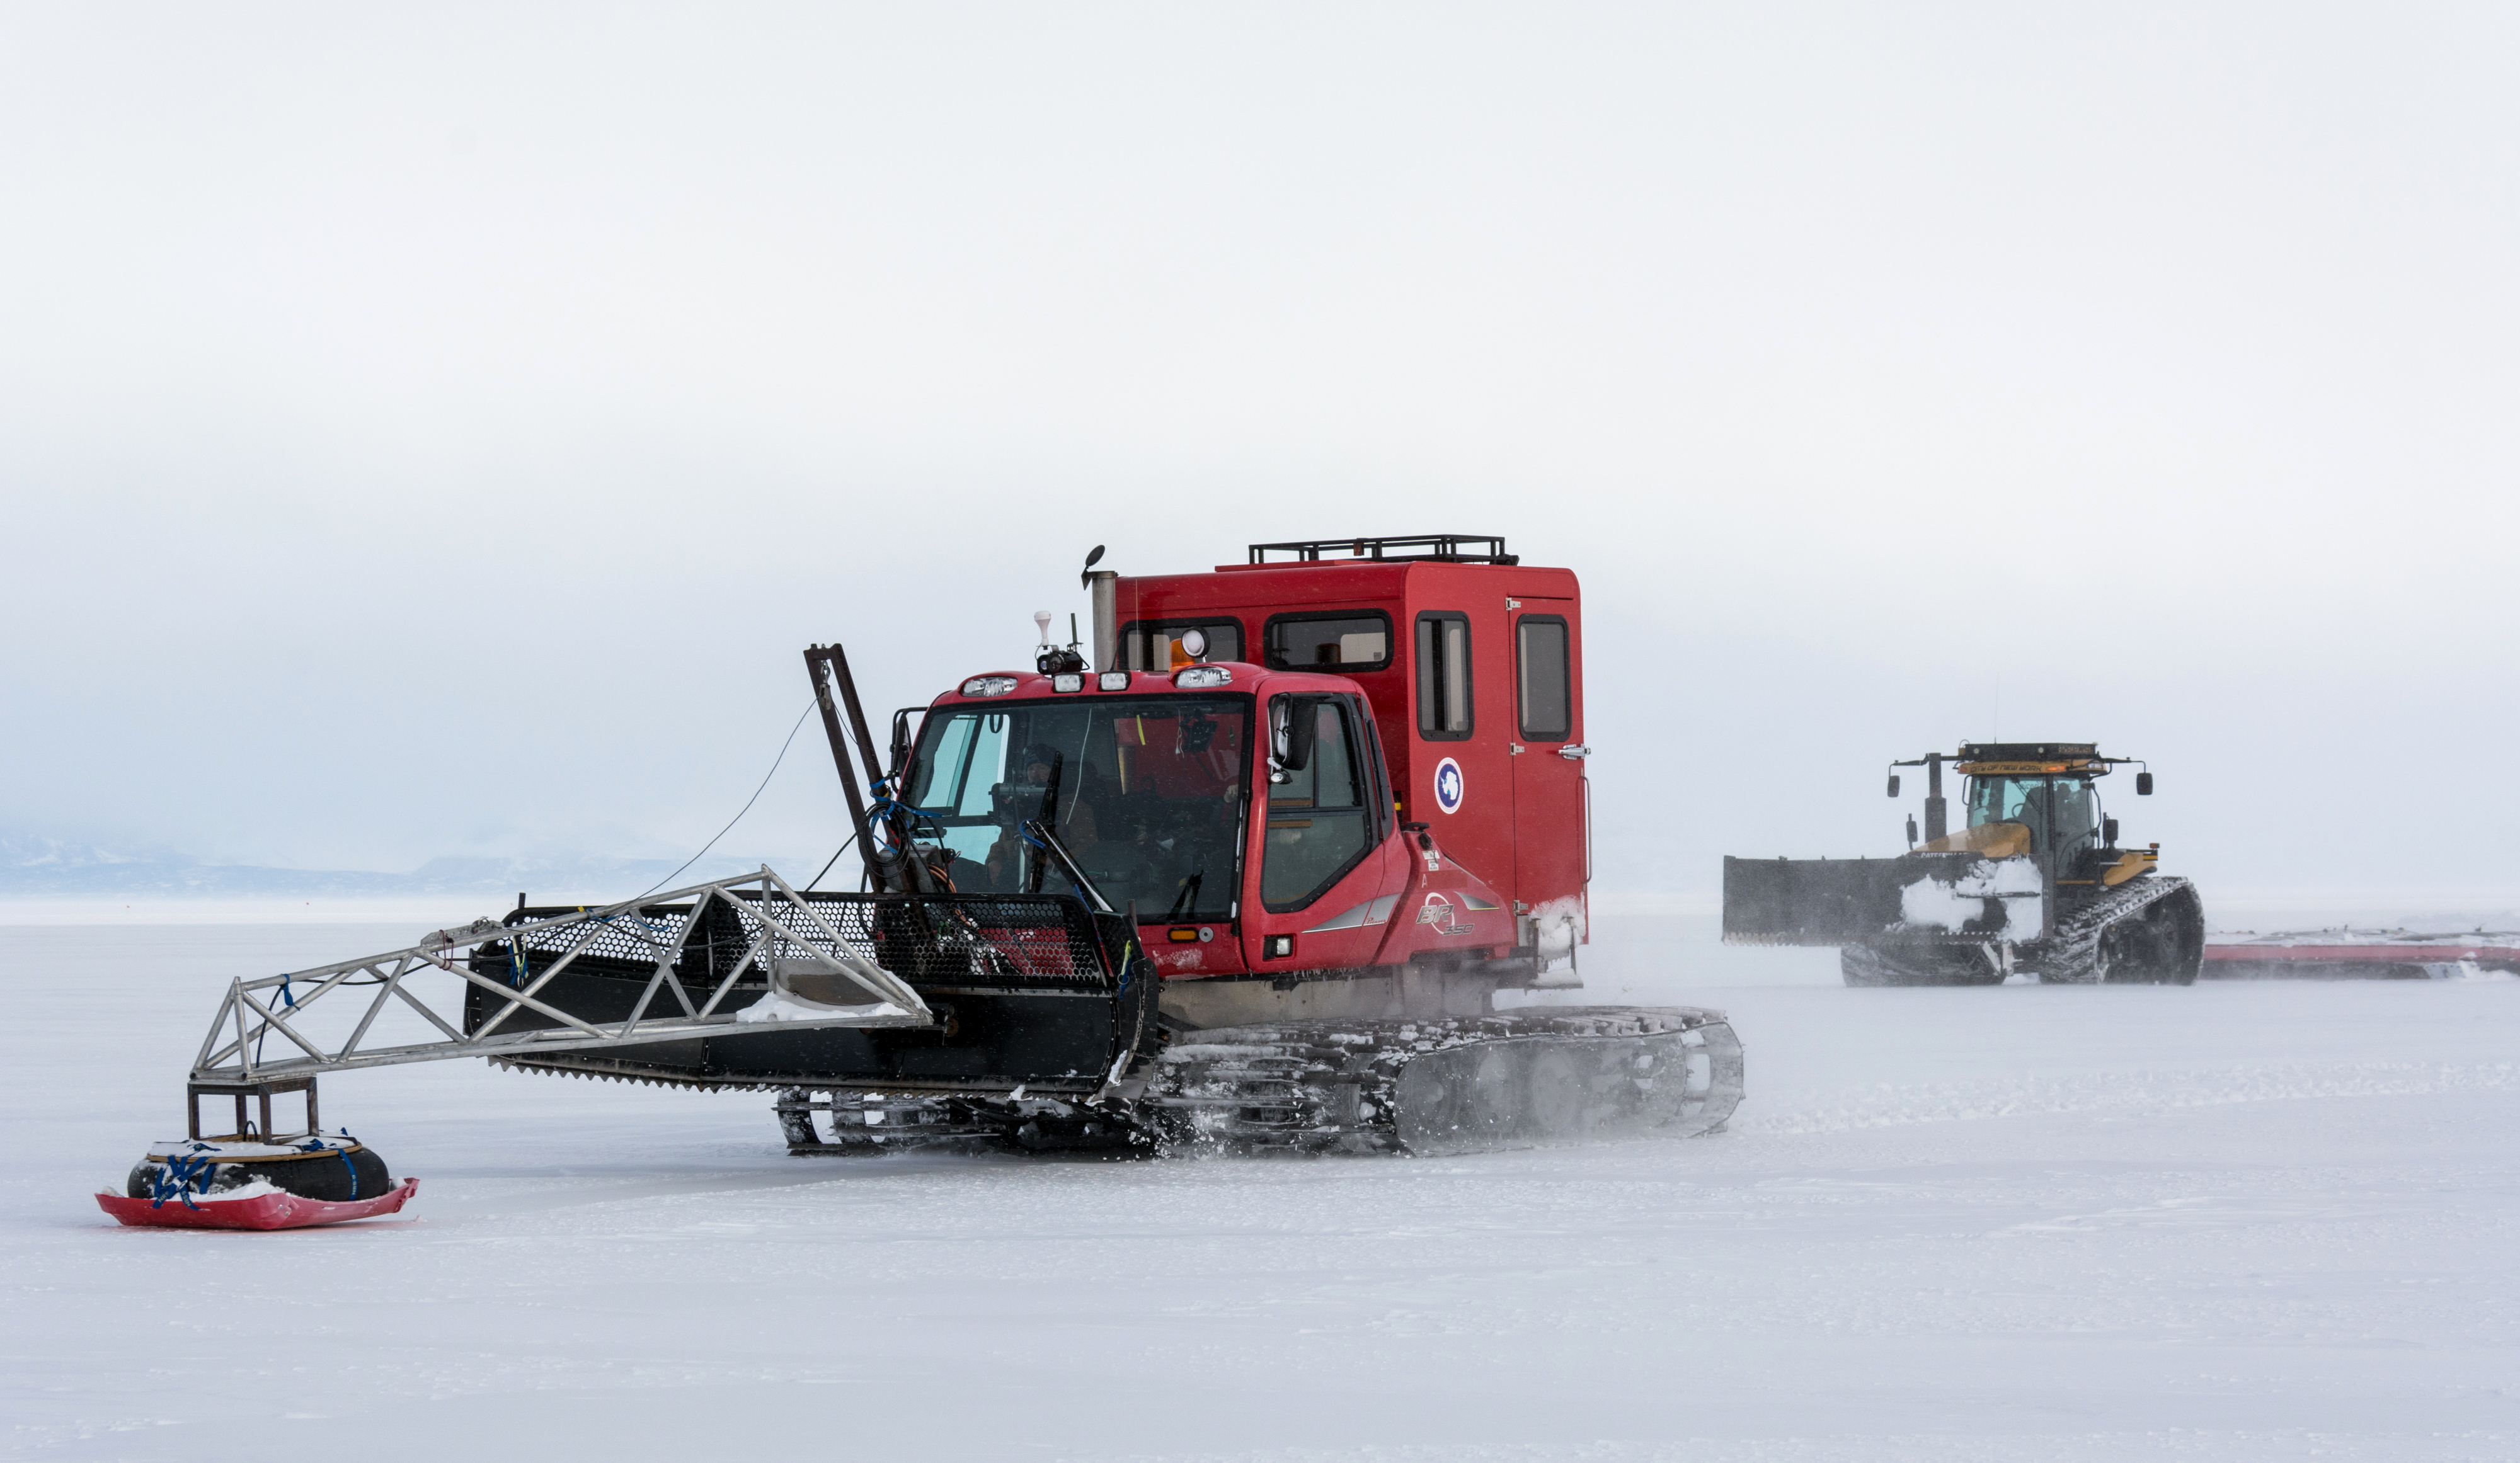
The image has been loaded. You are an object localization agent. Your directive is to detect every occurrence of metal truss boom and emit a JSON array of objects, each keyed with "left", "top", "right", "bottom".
[{"left": 188, "top": 867, "right": 934, "bottom": 1084}]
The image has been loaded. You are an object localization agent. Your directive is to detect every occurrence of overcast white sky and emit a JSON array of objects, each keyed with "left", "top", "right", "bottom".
[{"left": 4, "top": 4, "right": 2516, "bottom": 909}]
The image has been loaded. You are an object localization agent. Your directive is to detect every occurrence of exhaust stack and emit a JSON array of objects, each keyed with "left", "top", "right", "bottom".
[
  {"left": 1925, "top": 752, "right": 1947, "bottom": 843},
  {"left": 1088, "top": 569, "right": 1118, "bottom": 671}
]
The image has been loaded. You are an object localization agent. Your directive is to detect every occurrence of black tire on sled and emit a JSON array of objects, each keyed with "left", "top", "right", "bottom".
[{"left": 127, "top": 1145, "right": 392, "bottom": 1203}]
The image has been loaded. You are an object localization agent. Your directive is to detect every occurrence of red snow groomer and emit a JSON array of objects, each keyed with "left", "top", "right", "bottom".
[
  {"left": 114, "top": 535, "right": 1741, "bottom": 1225},
  {"left": 744, "top": 533, "right": 1742, "bottom": 1152}
]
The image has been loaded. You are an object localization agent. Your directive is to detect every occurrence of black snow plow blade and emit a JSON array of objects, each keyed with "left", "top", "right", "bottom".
[
  {"left": 1722, "top": 853, "right": 2049, "bottom": 947},
  {"left": 472, "top": 890, "right": 1156, "bottom": 1098}
]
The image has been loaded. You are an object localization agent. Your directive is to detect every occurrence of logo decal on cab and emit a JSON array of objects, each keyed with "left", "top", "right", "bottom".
[
  {"left": 1433, "top": 757, "right": 1464, "bottom": 815},
  {"left": 1415, "top": 892, "right": 1474, "bottom": 936}
]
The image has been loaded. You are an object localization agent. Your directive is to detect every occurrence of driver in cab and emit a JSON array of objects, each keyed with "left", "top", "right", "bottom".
[{"left": 984, "top": 745, "right": 1099, "bottom": 890}]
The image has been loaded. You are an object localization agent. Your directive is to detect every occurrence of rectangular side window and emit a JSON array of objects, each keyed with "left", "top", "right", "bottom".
[
  {"left": 1516, "top": 616, "right": 1571, "bottom": 740},
  {"left": 1121, "top": 620, "right": 1244, "bottom": 671},
  {"left": 1263, "top": 612, "right": 1392, "bottom": 671},
  {"left": 1414, "top": 612, "right": 1472, "bottom": 741}
]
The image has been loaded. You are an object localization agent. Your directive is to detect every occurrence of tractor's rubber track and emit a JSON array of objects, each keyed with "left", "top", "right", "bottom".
[
  {"left": 1142, "top": 1006, "right": 1744, "bottom": 1156},
  {"left": 2030, "top": 875, "right": 2203, "bottom": 984}
]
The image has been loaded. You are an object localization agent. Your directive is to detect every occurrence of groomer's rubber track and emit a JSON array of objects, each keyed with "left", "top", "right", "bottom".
[
  {"left": 2031, "top": 875, "right": 2202, "bottom": 984},
  {"left": 1143, "top": 1006, "right": 1744, "bottom": 1156}
]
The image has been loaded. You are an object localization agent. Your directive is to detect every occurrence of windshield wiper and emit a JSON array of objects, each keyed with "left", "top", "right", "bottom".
[{"left": 1021, "top": 818, "right": 1114, "bottom": 914}]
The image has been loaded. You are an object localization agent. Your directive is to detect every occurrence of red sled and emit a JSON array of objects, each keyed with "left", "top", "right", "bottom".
[{"left": 96, "top": 1177, "right": 418, "bottom": 1231}]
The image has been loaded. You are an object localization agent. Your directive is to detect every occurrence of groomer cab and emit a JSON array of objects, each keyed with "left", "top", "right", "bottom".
[{"left": 901, "top": 535, "right": 1589, "bottom": 1019}]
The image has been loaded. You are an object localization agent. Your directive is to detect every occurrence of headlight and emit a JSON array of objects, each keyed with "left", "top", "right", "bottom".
[
  {"left": 959, "top": 676, "right": 1019, "bottom": 698},
  {"left": 1051, "top": 673, "right": 1085, "bottom": 693},
  {"left": 1172, "top": 665, "right": 1232, "bottom": 688},
  {"left": 1097, "top": 671, "right": 1131, "bottom": 692}
]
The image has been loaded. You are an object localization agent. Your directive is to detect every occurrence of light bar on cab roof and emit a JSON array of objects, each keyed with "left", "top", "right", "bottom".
[
  {"left": 959, "top": 675, "right": 1019, "bottom": 698},
  {"left": 1173, "top": 665, "right": 1232, "bottom": 688},
  {"left": 1098, "top": 671, "right": 1130, "bottom": 692},
  {"left": 1051, "top": 673, "right": 1085, "bottom": 693}
]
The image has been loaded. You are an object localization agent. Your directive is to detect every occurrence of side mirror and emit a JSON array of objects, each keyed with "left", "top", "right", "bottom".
[
  {"left": 2135, "top": 772, "right": 2153, "bottom": 796},
  {"left": 1269, "top": 698, "right": 1318, "bottom": 777},
  {"left": 1905, "top": 814, "right": 1919, "bottom": 846},
  {"left": 1886, "top": 774, "right": 1901, "bottom": 799},
  {"left": 1284, "top": 703, "right": 1317, "bottom": 772},
  {"left": 2102, "top": 816, "right": 2120, "bottom": 846}
]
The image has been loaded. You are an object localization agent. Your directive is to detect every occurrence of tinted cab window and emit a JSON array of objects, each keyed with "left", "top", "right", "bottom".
[
  {"left": 1264, "top": 613, "right": 1391, "bottom": 671},
  {"left": 1263, "top": 697, "right": 1373, "bottom": 909}
]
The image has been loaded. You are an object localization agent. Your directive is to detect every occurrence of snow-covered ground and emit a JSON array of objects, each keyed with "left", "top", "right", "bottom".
[{"left": 5, "top": 918, "right": 2516, "bottom": 1461}]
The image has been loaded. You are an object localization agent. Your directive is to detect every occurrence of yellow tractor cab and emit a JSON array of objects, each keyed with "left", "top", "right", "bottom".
[{"left": 1724, "top": 741, "right": 2201, "bottom": 986}]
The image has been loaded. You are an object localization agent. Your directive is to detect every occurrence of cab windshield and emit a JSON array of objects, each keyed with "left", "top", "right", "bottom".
[
  {"left": 902, "top": 695, "right": 1249, "bottom": 921},
  {"left": 1965, "top": 775, "right": 2099, "bottom": 857}
]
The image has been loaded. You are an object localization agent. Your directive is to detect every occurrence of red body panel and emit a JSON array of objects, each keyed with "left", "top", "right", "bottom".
[
  {"left": 1113, "top": 559, "right": 1586, "bottom": 932},
  {"left": 925, "top": 554, "right": 1587, "bottom": 981}
]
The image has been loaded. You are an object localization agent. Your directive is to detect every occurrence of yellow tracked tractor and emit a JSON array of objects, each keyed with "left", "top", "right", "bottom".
[{"left": 1722, "top": 742, "right": 2204, "bottom": 986}]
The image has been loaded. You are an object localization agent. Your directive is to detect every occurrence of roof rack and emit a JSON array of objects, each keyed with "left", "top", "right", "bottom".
[
  {"left": 1247, "top": 535, "right": 1518, "bottom": 566},
  {"left": 1957, "top": 742, "right": 2100, "bottom": 761}
]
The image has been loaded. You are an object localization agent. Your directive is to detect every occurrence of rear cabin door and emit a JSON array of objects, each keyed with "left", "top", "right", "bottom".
[{"left": 1509, "top": 604, "right": 1584, "bottom": 927}]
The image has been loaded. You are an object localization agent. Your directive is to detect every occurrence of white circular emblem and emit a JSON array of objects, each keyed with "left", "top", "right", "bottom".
[{"left": 1433, "top": 757, "right": 1465, "bottom": 815}]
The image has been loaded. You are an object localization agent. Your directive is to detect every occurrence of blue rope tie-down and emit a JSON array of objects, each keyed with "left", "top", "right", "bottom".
[
  {"left": 868, "top": 781, "right": 951, "bottom": 833},
  {"left": 149, "top": 1153, "right": 218, "bottom": 1210},
  {"left": 252, "top": 976, "right": 295, "bottom": 1067},
  {"left": 297, "top": 1135, "right": 359, "bottom": 1200}
]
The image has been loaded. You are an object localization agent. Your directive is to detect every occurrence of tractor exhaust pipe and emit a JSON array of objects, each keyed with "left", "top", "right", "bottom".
[
  {"left": 1925, "top": 752, "right": 1947, "bottom": 844},
  {"left": 1088, "top": 569, "right": 1119, "bottom": 672}
]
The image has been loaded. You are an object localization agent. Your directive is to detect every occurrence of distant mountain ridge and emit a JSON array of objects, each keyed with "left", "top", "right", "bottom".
[{"left": 0, "top": 832, "right": 803, "bottom": 901}]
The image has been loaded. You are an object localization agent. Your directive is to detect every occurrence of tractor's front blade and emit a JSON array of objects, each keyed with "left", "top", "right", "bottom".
[{"left": 1721, "top": 853, "right": 2048, "bottom": 947}]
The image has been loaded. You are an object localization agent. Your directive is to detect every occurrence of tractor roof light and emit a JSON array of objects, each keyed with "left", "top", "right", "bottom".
[
  {"left": 959, "top": 675, "right": 1019, "bottom": 698},
  {"left": 1172, "top": 665, "right": 1232, "bottom": 689},
  {"left": 1097, "top": 671, "right": 1131, "bottom": 692},
  {"left": 1050, "top": 673, "right": 1085, "bottom": 693}
]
